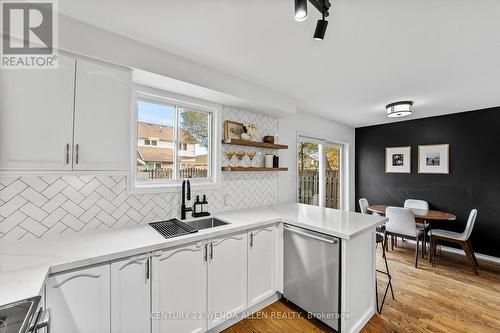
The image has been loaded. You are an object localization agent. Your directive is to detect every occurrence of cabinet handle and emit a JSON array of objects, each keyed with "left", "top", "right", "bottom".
[
  {"left": 75, "top": 144, "right": 79, "bottom": 164},
  {"left": 145, "top": 258, "right": 150, "bottom": 280},
  {"left": 209, "top": 243, "right": 213, "bottom": 260},
  {"left": 65, "top": 143, "right": 70, "bottom": 164},
  {"left": 250, "top": 232, "right": 254, "bottom": 248},
  {"left": 203, "top": 244, "right": 207, "bottom": 262}
]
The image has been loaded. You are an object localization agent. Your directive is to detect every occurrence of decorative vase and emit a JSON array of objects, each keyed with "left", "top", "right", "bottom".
[{"left": 240, "top": 133, "right": 251, "bottom": 140}]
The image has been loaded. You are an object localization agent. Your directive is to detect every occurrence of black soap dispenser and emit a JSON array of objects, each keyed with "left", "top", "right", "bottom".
[
  {"left": 201, "top": 195, "right": 208, "bottom": 213},
  {"left": 193, "top": 195, "right": 201, "bottom": 215}
]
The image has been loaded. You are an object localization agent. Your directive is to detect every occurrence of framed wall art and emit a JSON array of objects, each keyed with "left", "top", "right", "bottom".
[
  {"left": 385, "top": 146, "right": 411, "bottom": 173},
  {"left": 418, "top": 144, "right": 449, "bottom": 174},
  {"left": 224, "top": 120, "right": 244, "bottom": 140}
]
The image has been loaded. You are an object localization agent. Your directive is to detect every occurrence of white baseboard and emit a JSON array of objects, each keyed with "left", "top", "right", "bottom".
[
  {"left": 440, "top": 244, "right": 500, "bottom": 264},
  {"left": 347, "top": 306, "right": 375, "bottom": 333},
  {"left": 393, "top": 238, "right": 500, "bottom": 264}
]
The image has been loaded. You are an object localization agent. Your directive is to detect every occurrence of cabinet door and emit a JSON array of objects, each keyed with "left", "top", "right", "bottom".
[
  {"left": 153, "top": 242, "right": 207, "bottom": 333},
  {"left": 111, "top": 256, "right": 151, "bottom": 333},
  {"left": 73, "top": 59, "right": 131, "bottom": 171},
  {"left": 46, "top": 264, "right": 110, "bottom": 333},
  {"left": 248, "top": 226, "right": 276, "bottom": 307},
  {"left": 208, "top": 232, "right": 247, "bottom": 329},
  {"left": 0, "top": 55, "right": 75, "bottom": 170}
]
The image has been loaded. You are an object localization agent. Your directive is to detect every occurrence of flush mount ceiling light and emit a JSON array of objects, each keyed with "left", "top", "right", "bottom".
[
  {"left": 294, "top": 0, "right": 332, "bottom": 40},
  {"left": 386, "top": 101, "right": 413, "bottom": 118}
]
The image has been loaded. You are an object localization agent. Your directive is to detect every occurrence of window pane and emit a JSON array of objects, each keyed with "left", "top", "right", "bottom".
[
  {"left": 325, "top": 144, "right": 341, "bottom": 209},
  {"left": 178, "top": 108, "right": 209, "bottom": 179},
  {"left": 297, "top": 141, "right": 319, "bottom": 206},
  {"left": 136, "top": 100, "right": 175, "bottom": 182}
]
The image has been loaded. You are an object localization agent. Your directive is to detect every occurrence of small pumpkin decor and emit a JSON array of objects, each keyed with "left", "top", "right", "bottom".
[{"left": 241, "top": 123, "right": 259, "bottom": 141}]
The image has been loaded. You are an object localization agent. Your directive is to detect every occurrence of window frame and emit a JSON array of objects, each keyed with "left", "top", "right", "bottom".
[{"left": 129, "top": 84, "right": 220, "bottom": 194}]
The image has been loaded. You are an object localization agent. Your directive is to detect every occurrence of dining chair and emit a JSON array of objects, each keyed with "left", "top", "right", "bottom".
[
  {"left": 359, "top": 198, "right": 369, "bottom": 214},
  {"left": 430, "top": 209, "right": 478, "bottom": 275},
  {"left": 359, "top": 198, "right": 384, "bottom": 235},
  {"left": 358, "top": 198, "right": 381, "bottom": 216},
  {"left": 404, "top": 199, "right": 430, "bottom": 255},
  {"left": 404, "top": 199, "right": 429, "bottom": 210},
  {"left": 385, "top": 207, "right": 425, "bottom": 268}
]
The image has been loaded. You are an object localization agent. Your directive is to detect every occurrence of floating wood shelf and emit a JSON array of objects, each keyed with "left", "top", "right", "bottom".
[
  {"left": 222, "top": 139, "right": 288, "bottom": 149},
  {"left": 222, "top": 167, "right": 288, "bottom": 172}
]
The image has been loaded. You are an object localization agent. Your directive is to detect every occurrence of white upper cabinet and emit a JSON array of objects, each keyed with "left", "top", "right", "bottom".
[
  {"left": 0, "top": 55, "right": 131, "bottom": 172},
  {"left": 248, "top": 226, "right": 276, "bottom": 307},
  {"left": 0, "top": 54, "right": 76, "bottom": 170},
  {"left": 111, "top": 255, "right": 151, "bottom": 333},
  {"left": 46, "top": 264, "right": 110, "bottom": 333},
  {"left": 207, "top": 232, "right": 248, "bottom": 329},
  {"left": 73, "top": 59, "right": 131, "bottom": 171},
  {"left": 153, "top": 242, "right": 207, "bottom": 333}
]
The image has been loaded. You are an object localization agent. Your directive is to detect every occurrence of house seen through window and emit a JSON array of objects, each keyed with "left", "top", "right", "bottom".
[{"left": 136, "top": 98, "right": 211, "bottom": 183}]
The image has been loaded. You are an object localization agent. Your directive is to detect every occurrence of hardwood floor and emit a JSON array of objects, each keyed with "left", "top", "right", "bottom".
[{"left": 224, "top": 242, "right": 500, "bottom": 333}]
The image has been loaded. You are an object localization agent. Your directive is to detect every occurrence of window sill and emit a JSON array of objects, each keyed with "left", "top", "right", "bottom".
[{"left": 128, "top": 179, "right": 219, "bottom": 194}]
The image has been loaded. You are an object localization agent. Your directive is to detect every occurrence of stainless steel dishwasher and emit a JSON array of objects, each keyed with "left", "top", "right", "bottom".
[{"left": 283, "top": 224, "right": 340, "bottom": 331}]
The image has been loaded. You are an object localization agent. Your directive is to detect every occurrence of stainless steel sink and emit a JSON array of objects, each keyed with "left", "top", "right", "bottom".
[{"left": 184, "top": 218, "right": 230, "bottom": 230}]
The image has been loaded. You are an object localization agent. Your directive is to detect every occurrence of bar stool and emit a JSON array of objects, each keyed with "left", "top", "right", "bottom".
[{"left": 375, "top": 233, "right": 395, "bottom": 313}]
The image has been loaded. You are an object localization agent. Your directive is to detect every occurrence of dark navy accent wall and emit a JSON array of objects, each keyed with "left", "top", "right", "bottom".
[{"left": 355, "top": 107, "right": 500, "bottom": 258}]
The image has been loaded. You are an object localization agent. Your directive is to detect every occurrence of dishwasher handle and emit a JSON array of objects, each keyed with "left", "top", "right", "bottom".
[{"left": 284, "top": 225, "right": 338, "bottom": 244}]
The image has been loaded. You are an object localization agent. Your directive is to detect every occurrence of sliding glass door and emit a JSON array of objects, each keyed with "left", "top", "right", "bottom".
[
  {"left": 324, "top": 143, "right": 341, "bottom": 209},
  {"left": 297, "top": 137, "right": 343, "bottom": 209},
  {"left": 297, "top": 140, "right": 320, "bottom": 206}
]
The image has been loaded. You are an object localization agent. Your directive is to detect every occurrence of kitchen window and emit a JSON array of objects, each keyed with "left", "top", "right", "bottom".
[
  {"left": 297, "top": 136, "right": 343, "bottom": 209},
  {"left": 133, "top": 88, "right": 218, "bottom": 191}
]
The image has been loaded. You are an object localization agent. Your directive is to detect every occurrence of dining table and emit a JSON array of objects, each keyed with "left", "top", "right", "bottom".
[
  {"left": 367, "top": 205, "right": 456, "bottom": 222},
  {"left": 367, "top": 205, "right": 456, "bottom": 261}
]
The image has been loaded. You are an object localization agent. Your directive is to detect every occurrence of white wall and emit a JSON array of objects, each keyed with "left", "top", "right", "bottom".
[
  {"left": 278, "top": 113, "right": 356, "bottom": 211},
  {"left": 58, "top": 15, "right": 296, "bottom": 118}
]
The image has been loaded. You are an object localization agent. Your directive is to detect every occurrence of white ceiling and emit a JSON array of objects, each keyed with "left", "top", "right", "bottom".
[{"left": 58, "top": 0, "right": 500, "bottom": 127}]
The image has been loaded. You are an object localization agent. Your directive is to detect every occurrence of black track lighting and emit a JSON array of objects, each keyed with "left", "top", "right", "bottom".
[
  {"left": 313, "top": 15, "right": 328, "bottom": 40},
  {"left": 295, "top": 0, "right": 308, "bottom": 21},
  {"left": 294, "top": 0, "right": 331, "bottom": 40}
]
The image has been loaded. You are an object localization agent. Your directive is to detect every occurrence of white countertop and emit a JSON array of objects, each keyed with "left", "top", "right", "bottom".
[{"left": 0, "top": 202, "right": 386, "bottom": 306}]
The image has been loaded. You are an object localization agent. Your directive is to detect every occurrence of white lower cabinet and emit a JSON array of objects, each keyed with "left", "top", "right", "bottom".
[
  {"left": 152, "top": 231, "right": 248, "bottom": 333},
  {"left": 43, "top": 228, "right": 265, "bottom": 333},
  {"left": 207, "top": 232, "right": 248, "bottom": 329},
  {"left": 153, "top": 242, "right": 207, "bottom": 333},
  {"left": 46, "top": 264, "right": 110, "bottom": 333},
  {"left": 248, "top": 226, "right": 276, "bottom": 307},
  {"left": 111, "top": 255, "right": 151, "bottom": 333}
]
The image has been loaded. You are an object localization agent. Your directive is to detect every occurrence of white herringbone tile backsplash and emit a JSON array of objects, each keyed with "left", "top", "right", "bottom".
[{"left": 0, "top": 107, "right": 280, "bottom": 243}]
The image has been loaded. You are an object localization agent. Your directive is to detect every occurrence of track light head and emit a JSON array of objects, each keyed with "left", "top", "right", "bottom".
[
  {"left": 294, "top": 0, "right": 308, "bottom": 21},
  {"left": 313, "top": 18, "right": 328, "bottom": 40}
]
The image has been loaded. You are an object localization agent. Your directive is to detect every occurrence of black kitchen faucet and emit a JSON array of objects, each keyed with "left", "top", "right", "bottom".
[{"left": 181, "top": 179, "right": 192, "bottom": 220}]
